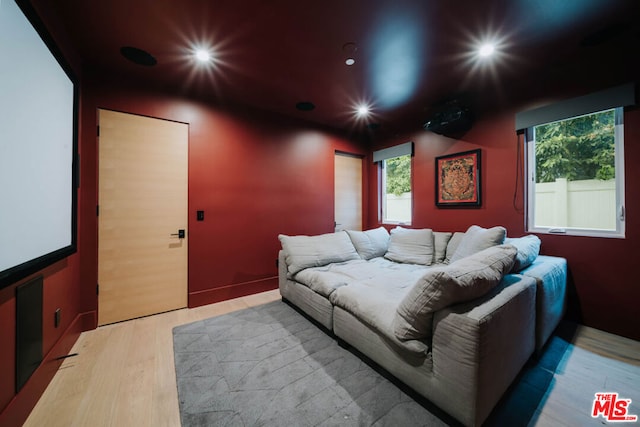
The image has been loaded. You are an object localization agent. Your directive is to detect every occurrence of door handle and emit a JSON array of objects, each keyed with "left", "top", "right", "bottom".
[{"left": 170, "top": 229, "right": 185, "bottom": 239}]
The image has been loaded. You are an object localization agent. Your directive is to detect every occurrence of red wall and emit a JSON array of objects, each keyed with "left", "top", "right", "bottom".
[
  {"left": 82, "top": 74, "right": 368, "bottom": 310},
  {"left": 367, "top": 114, "right": 525, "bottom": 233},
  {"left": 0, "top": 258, "right": 92, "bottom": 427},
  {"left": 367, "top": 107, "right": 640, "bottom": 341}
]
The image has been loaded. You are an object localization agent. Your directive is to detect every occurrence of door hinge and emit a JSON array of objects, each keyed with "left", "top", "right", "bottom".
[
  {"left": 97, "top": 125, "right": 100, "bottom": 137},
  {"left": 96, "top": 205, "right": 99, "bottom": 216},
  {"left": 96, "top": 283, "right": 99, "bottom": 295}
]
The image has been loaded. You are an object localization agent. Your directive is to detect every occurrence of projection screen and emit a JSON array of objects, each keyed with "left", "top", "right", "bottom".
[{"left": 0, "top": 0, "right": 78, "bottom": 289}]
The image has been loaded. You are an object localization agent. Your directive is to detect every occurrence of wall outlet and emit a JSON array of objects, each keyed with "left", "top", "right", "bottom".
[{"left": 54, "top": 308, "right": 61, "bottom": 328}]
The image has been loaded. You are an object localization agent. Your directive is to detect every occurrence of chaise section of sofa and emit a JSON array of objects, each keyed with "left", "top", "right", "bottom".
[
  {"left": 332, "top": 273, "right": 536, "bottom": 427},
  {"left": 519, "top": 255, "right": 568, "bottom": 351}
]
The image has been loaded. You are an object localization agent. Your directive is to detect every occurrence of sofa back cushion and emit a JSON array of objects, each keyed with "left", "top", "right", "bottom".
[
  {"left": 278, "top": 231, "right": 360, "bottom": 275},
  {"left": 346, "top": 227, "right": 390, "bottom": 260},
  {"left": 448, "top": 225, "right": 506, "bottom": 264},
  {"left": 393, "top": 244, "right": 517, "bottom": 340},
  {"left": 444, "top": 232, "right": 465, "bottom": 264},
  {"left": 433, "top": 231, "right": 453, "bottom": 263},
  {"left": 384, "top": 227, "right": 434, "bottom": 265},
  {"left": 505, "top": 235, "right": 541, "bottom": 272}
]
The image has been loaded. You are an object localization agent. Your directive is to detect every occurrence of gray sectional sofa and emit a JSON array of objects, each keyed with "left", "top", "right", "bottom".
[{"left": 278, "top": 225, "right": 567, "bottom": 427}]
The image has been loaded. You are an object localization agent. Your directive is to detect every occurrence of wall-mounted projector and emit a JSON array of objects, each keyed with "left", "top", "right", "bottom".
[{"left": 423, "top": 102, "right": 473, "bottom": 136}]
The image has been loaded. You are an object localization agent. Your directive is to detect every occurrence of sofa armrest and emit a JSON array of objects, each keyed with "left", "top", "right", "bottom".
[
  {"left": 431, "top": 274, "right": 536, "bottom": 426},
  {"left": 519, "top": 255, "right": 567, "bottom": 351},
  {"left": 278, "top": 250, "right": 289, "bottom": 293}
]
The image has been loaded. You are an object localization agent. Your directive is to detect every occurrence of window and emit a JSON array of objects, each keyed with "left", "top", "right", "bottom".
[
  {"left": 381, "top": 155, "right": 412, "bottom": 224},
  {"left": 373, "top": 142, "right": 413, "bottom": 224},
  {"left": 525, "top": 108, "right": 625, "bottom": 237}
]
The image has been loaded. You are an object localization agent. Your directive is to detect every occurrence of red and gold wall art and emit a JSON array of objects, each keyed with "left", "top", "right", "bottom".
[{"left": 435, "top": 149, "right": 481, "bottom": 207}]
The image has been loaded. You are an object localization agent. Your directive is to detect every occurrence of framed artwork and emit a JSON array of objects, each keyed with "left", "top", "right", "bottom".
[{"left": 435, "top": 149, "right": 481, "bottom": 207}]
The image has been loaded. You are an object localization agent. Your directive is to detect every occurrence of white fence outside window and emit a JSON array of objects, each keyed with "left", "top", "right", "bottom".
[
  {"left": 534, "top": 178, "right": 616, "bottom": 230},
  {"left": 385, "top": 193, "right": 411, "bottom": 223}
]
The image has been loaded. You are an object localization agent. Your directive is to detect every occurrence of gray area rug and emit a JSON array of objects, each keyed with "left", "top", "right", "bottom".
[{"left": 172, "top": 300, "right": 449, "bottom": 426}]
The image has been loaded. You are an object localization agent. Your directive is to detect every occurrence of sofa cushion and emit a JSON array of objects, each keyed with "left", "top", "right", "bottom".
[
  {"left": 293, "top": 259, "right": 368, "bottom": 297},
  {"left": 444, "top": 232, "right": 465, "bottom": 264},
  {"left": 393, "top": 244, "right": 517, "bottom": 341},
  {"left": 297, "top": 257, "right": 429, "bottom": 298},
  {"left": 278, "top": 231, "right": 360, "bottom": 275},
  {"left": 449, "top": 225, "right": 506, "bottom": 263},
  {"left": 330, "top": 282, "right": 430, "bottom": 357},
  {"left": 384, "top": 227, "right": 434, "bottom": 265},
  {"left": 505, "top": 235, "right": 541, "bottom": 272},
  {"left": 346, "top": 227, "right": 390, "bottom": 260},
  {"left": 433, "top": 231, "right": 453, "bottom": 264}
]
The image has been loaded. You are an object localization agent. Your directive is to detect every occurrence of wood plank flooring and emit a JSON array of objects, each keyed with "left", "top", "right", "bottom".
[
  {"left": 486, "top": 321, "right": 640, "bottom": 426},
  {"left": 24, "top": 290, "right": 640, "bottom": 426}
]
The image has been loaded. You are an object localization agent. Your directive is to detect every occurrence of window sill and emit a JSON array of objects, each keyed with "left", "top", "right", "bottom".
[
  {"left": 527, "top": 226, "right": 625, "bottom": 239},
  {"left": 382, "top": 220, "right": 412, "bottom": 227}
]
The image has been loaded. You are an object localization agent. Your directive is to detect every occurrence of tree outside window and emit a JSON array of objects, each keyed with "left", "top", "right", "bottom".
[{"left": 534, "top": 109, "right": 615, "bottom": 183}]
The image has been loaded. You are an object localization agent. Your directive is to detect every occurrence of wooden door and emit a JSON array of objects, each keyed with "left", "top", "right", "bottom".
[
  {"left": 334, "top": 153, "right": 363, "bottom": 231},
  {"left": 98, "top": 109, "right": 188, "bottom": 325}
]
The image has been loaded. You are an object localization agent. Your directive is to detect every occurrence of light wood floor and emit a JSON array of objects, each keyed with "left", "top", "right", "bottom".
[
  {"left": 25, "top": 290, "right": 640, "bottom": 427},
  {"left": 25, "top": 290, "right": 281, "bottom": 427}
]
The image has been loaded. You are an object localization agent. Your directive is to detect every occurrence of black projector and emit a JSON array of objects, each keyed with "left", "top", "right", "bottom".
[{"left": 423, "top": 104, "right": 473, "bottom": 136}]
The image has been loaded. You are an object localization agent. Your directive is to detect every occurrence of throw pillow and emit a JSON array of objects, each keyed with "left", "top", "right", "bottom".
[
  {"left": 278, "top": 231, "right": 360, "bottom": 275},
  {"left": 346, "top": 227, "right": 390, "bottom": 260},
  {"left": 505, "top": 235, "right": 541, "bottom": 272},
  {"left": 384, "top": 227, "right": 434, "bottom": 265},
  {"left": 448, "top": 225, "right": 506, "bottom": 263},
  {"left": 393, "top": 244, "right": 517, "bottom": 341},
  {"left": 444, "top": 232, "right": 465, "bottom": 264},
  {"left": 433, "top": 231, "right": 453, "bottom": 263}
]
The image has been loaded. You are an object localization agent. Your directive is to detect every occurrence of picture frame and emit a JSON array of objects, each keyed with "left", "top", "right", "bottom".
[{"left": 435, "top": 149, "right": 481, "bottom": 207}]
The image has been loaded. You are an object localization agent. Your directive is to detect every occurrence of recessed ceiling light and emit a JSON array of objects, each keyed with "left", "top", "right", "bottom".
[
  {"left": 350, "top": 99, "right": 375, "bottom": 122},
  {"left": 195, "top": 49, "right": 212, "bottom": 62},
  {"left": 342, "top": 42, "right": 358, "bottom": 66},
  {"left": 478, "top": 43, "right": 495, "bottom": 58},
  {"left": 356, "top": 104, "right": 370, "bottom": 117}
]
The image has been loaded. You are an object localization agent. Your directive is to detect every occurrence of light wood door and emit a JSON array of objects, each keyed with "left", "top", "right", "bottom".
[
  {"left": 98, "top": 109, "right": 188, "bottom": 325},
  {"left": 334, "top": 153, "right": 362, "bottom": 231}
]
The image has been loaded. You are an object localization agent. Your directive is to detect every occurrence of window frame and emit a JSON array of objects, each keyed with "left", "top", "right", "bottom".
[{"left": 525, "top": 107, "right": 625, "bottom": 238}]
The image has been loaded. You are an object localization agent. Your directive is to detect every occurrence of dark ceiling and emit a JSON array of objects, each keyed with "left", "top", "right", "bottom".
[{"left": 39, "top": 0, "right": 640, "bottom": 134}]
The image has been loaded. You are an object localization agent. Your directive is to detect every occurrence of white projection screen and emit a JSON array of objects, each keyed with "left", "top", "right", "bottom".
[{"left": 0, "top": 0, "right": 78, "bottom": 288}]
